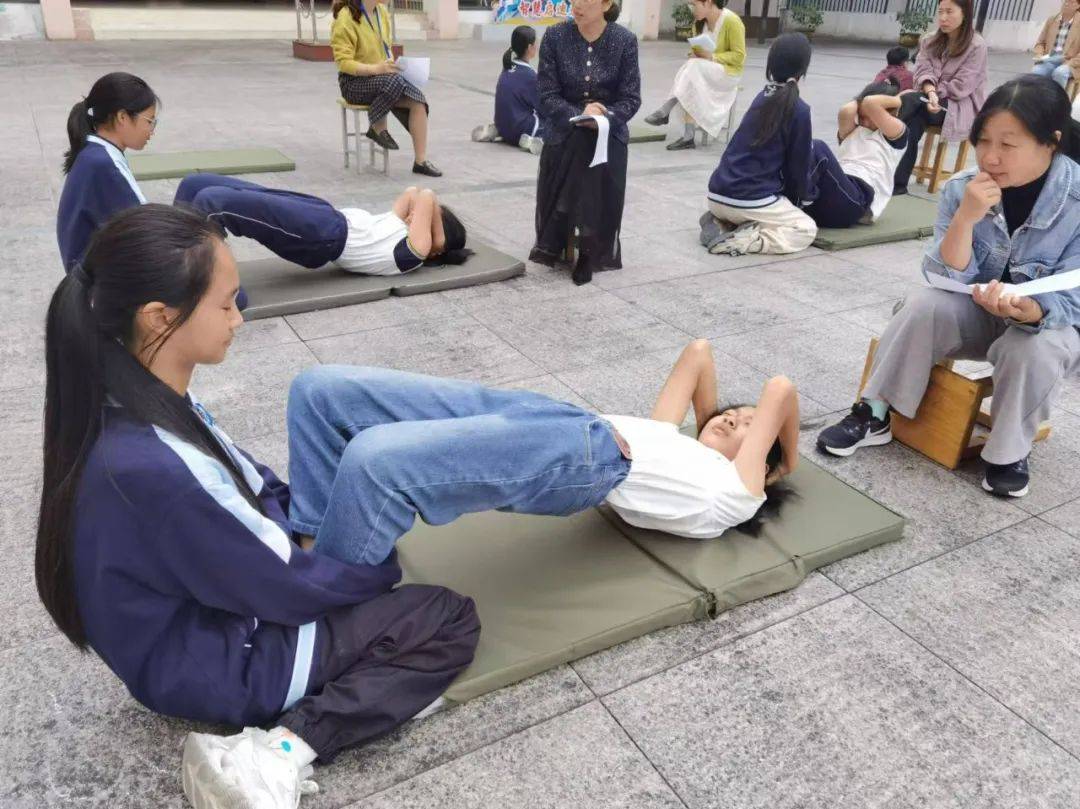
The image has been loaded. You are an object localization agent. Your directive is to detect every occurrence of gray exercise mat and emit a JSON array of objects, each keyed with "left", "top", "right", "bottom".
[
  {"left": 600, "top": 459, "right": 905, "bottom": 613},
  {"left": 812, "top": 194, "right": 937, "bottom": 250},
  {"left": 237, "top": 241, "right": 526, "bottom": 320},
  {"left": 629, "top": 125, "right": 666, "bottom": 144},
  {"left": 128, "top": 148, "right": 295, "bottom": 181},
  {"left": 398, "top": 509, "right": 706, "bottom": 703},
  {"left": 398, "top": 459, "right": 903, "bottom": 703}
]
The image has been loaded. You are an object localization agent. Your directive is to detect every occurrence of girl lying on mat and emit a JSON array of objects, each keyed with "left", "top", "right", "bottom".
[
  {"left": 36, "top": 205, "right": 798, "bottom": 807},
  {"left": 802, "top": 80, "right": 908, "bottom": 229},
  {"left": 175, "top": 174, "right": 471, "bottom": 275},
  {"left": 817, "top": 76, "right": 1080, "bottom": 499}
]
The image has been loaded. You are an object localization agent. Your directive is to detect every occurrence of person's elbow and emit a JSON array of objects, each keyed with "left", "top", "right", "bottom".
[
  {"left": 687, "top": 337, "right": 712, "bottom": 354},
  {"left": 766, "top": 375, "right": 796, "bottom": 396}
]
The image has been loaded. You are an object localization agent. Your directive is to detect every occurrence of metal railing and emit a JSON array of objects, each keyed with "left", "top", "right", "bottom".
[{"left": 787, "top": 0, "right": 889, "bottom": 13}]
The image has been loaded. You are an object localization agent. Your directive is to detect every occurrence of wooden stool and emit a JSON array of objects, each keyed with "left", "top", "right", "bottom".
[
  {"left": 857, "top": 337, "right": 1051, "bottom": 469},
  {"left": 913, "top": 125, "right": 969, "bottom": 194},
  {"left": 338, "top": 97, "right": 389, "bottom": 176},
  {"left": 698, "top": 86, "right": 742, "bottom": 148}
]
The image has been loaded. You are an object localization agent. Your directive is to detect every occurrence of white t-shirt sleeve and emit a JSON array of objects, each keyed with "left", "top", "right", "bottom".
[{"left": 708, "top": 457, "right": 768, "bottom": 534}]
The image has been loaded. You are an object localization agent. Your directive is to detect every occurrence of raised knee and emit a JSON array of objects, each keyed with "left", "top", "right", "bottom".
[{"left": 990, "top": 328, "right": 1066, "bottom": 373}]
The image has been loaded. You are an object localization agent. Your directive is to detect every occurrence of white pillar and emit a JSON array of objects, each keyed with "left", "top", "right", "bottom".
[{"left": 40, "top": 0, "right": 76, "bottom": 39}]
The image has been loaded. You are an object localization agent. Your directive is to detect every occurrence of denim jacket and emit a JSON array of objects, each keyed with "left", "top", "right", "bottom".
[{"left": 923, "top": 154, "right": 1080, "bottom": 333}]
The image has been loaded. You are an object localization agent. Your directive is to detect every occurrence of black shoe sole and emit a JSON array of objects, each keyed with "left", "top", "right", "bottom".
[{"left": 412, "top": 163, "right": 443, "bottom": 177}]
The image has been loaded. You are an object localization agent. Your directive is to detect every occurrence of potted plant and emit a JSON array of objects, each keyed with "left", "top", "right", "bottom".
[
  {"left": 896, "top": 8, "right": 933, "bottom": 47},
  {"left": 788, "top": 0, "right": 824, "bottom": 37},
  {"left": 673, "top": 3, "right": 695, "bottom": 41}
]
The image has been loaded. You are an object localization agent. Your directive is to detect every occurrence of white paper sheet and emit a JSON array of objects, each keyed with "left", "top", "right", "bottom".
[
  {"left": 568, "top": 114, "right": 610, "bottom": 167},
  {"left": 925, "top": 267, "right": 1080, "bottom": 297},
  {"left": 396, "top": 57, "right": 430, "bottom": 88},
  {"left": 686, "top": 32, "right": 716, "bottom": 52}
]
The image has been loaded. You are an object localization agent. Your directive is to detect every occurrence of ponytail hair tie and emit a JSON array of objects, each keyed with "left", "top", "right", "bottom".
[{"left": 86, "top": 106, "right": 95, "bottom": 118}]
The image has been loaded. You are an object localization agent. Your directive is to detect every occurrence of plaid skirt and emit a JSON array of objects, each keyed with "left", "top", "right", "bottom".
[{"left": 338, "top": 72, "right": 428, "bottom": 126}]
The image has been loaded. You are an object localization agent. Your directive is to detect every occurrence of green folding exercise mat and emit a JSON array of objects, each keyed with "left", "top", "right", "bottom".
[
  {"left": 398, "top": 459, "right": 904, "bottom": 703},
  {"left": 237, "top": 241, "right": 526, "bottom": 320},
  {"left": 812, "top": 194, "right": 938, "bottom": 251},
  {"left": 128, "top": 148, "right": 295, "bottom": 181},
  {"left": 398, "top": 508, "right": 706, "bottom": 703},
  {"left": 629, "top": 125, "right": 666, "bottom": 144},
  {"left": 600, "top": 459, "right": 904, "bottom": 614}
]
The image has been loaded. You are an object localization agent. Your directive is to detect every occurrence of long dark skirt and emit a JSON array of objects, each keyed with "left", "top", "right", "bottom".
[
  {"left": 338, "top": 72, "right": 428, "bottom": 128},
  {"left": 531, "top": 127, "right": 628, "bottom": 272}
]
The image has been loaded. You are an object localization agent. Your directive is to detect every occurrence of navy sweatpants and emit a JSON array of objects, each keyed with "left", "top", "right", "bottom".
[
  {"left": 803, "top": 139, "right": 874, "bottom": 229},
  {"left": 174, "top": 174, "right": 349, "bottom": 269}
]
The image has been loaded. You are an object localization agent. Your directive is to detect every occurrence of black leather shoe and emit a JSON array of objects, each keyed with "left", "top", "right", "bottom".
[
  {"left": 365, "top": 128, "right": 399, "bottom": 150},
  {"left": 412, "top": 160, "right": 443, "bottom": 177},
  {"left": 666, "top": 136, "right": 696, "bottom": 151},
  {"left": 571, "top": 253, "right": 593, "bottom": 286}
]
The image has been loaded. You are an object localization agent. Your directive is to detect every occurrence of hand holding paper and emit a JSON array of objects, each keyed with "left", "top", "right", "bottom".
[
  {"left": 686, "top": 32, "right": 716, "bottom": 53},
  {"left": 567, "top": 113, "right": 610, "bottom": 167},
  {"left": 971, "top": 279, "right": 1044, "bottom": 323}
]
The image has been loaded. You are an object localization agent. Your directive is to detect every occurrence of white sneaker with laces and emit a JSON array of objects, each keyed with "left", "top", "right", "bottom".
[
  {"left": 471, "top": 123, "right": 499, "bottom": 142},
  {"left": 182, "top": 728, "right": 319, "bottom": 809}
]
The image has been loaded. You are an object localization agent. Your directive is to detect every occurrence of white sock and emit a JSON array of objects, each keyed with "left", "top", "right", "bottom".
[{"left": 265, "top": 727, "right": 318, "bottom": 768}]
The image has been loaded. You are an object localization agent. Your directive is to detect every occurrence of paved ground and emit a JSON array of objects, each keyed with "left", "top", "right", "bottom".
[{"left": 3, "top": 34, "right": 1080, "bottom": 809}]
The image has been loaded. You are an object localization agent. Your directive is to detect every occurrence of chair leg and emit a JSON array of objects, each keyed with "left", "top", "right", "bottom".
[
  {"left": 700, "top": 129, "right": 709, "bottom": 147},
  {"left": 353, "top": 110, "right": 362, "bottom": 175},
  {"left": 341, "top": 107, "right": 349, "bottom": 169},
  {"left": 929, "top": 138, "right": 949, "bottom": 194},
  {"left": 381, "top": 145, "right": 389, "bottom": 175},
  {"left": 915, "top": 129, "right": 937, "bottom": 185},
  {"left": 953, "top": 140, "right": 970, "bottom": 177}
]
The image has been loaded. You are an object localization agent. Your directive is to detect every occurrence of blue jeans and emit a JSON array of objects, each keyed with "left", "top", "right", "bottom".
[
  {"left": 174, "top": 173, "right": 348, "bottom": 268},
  {"left": 803, "top": 139, "right": 875, "bottom": 228},
  {"left": 1031, "top": 54, "right": 1072, "bottom": 88},
  {"left": 286, "top": 366, "right": 631, "bottom": 566}
]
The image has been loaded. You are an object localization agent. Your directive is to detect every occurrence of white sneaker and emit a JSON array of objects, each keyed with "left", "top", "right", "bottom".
[
  {"left": 182, "top": 728, "right": 318, "bottom": 809},
  {"left": 471, "top": 123, "right": 499, "bottom": 143},
  {"left": 518, "top": 133, "right": 544, "bottom": 155}
]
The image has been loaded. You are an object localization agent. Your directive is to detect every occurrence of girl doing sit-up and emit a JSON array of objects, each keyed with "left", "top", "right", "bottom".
[
  {"left": 36, "top": 205, "right": 797, "bottom": 806},
  {"left": 174, "top": 174, "right": 470, "bottom": 274}
]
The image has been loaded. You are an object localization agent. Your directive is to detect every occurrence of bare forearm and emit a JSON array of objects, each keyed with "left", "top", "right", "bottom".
[{"left": 691, "top": 345, "right": 718, "bottom": 431}]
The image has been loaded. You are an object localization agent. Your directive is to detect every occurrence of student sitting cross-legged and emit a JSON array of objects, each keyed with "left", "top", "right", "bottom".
[
  {"left": 817, "top": 76, "right": 1080, "bottom": 499},
  {"left": 174, "top": 174, "right": 471, "bottom": 275}
]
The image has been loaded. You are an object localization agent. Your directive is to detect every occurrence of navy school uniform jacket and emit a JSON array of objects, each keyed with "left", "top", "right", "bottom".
[
  {"left": 707, "top": 90, "right": 817, "bottom": 209},
  {"left": 494, "top": 60, "right": 541, "bottom": 144},
  {"left": 57, "top": 135, "right": 147, "bottom": 273},
  {"left": 73, "top": 401, "right": 402, "bottom": 727}
]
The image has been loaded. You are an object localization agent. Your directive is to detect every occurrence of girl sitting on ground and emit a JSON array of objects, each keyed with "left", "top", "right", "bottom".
[
  {"left": 472, "top": 25, "right": 545, "bottom": 154},
  {"left": 817, "top": 76, "right": 1080, "bottom": 499},
  {"left": 803, "top": 80, "right": 908, "bottom": 229},
  {"left": 643, "top": 0, "right": 745, "bottom": 151},
  {"left": 701, "top": 33, "right": 818, "bottom": 256},
  {"left": 37, "top": 206, "right": 798, "bottom": 806},
  {"left": 174, "top": 174, "right": 470, "bottom": 274},
  {"left": 57, "top": 71, "right": 158, "bottom": 274}
]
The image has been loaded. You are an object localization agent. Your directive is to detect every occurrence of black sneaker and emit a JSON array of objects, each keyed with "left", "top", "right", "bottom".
[
  {"left": 817, "top": 401, "right": 893, "bottom": 457},
  {"left": 982, "top": 456, "right": 1029, "bottom": 498}
]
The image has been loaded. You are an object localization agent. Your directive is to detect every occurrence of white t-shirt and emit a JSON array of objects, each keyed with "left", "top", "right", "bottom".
[
  {"left": 839, "top": 124, "right": 907, "bottom": 221},
  {"left": 334, "top": 207, "right": 422, "bottom": 276},
  {"left": 601, "top": 414, "right": 766, "bottom": 539}
]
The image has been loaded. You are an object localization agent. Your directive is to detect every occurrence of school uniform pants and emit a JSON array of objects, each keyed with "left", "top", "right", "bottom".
[
  {"left": 276, "top": 582, "right": 480, "bottom": 763},
  {"left": 894, "top": 96, "right": 948, "bottom": 191},
  {"left": 174, "top": 173, "right": 347, "bottom": 269},
  {"left": 863, "top": 287, "right": 1080, "bottom": 464},
  {"left": 706, "top": 197, "right": 817, "bottom": 254},
  {"left": 803, "top": 139, "right": 874, "bottom": 229},
  {"left": 286, "top": 366, "right": 632, "bottom": 567}
]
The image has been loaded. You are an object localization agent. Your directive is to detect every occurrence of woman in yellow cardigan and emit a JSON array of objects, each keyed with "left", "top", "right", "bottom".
[
  {"left": 331, "top": 0, "right": 441, "bottom": 176},
  {"left": 644, "top": 0, "right": 745, "bottom": 151}
]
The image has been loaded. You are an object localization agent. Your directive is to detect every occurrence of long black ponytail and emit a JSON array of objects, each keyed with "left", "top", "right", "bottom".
[
  {"left": 63, "top": 72, "right": 159, "bottom": 175},
  {"left": 37, "top": 204, "right": 263, "bottom": 649},
  {"left": 503, "top": 25, "right": 537, "bottom": 72},
  {"left": 751, "top": 33, "right": 812, "bottom": 148},
  {"left": 969, "top": 74, "right": 1080, "bottom": 163}
]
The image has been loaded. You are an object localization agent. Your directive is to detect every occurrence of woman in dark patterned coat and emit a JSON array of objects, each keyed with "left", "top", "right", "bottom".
[{"left": 530, "top": 0, "right": 641, "bottom": 285}]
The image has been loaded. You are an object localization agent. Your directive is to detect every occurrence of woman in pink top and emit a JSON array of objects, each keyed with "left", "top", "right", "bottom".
[{"left": 893, "top": 0, "right": 988, "bottom": 192}]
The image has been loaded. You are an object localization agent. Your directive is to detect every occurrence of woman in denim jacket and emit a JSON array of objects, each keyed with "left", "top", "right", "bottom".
[{"left": 818, "top": 76, "right": 1080, "bottom": 498}]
